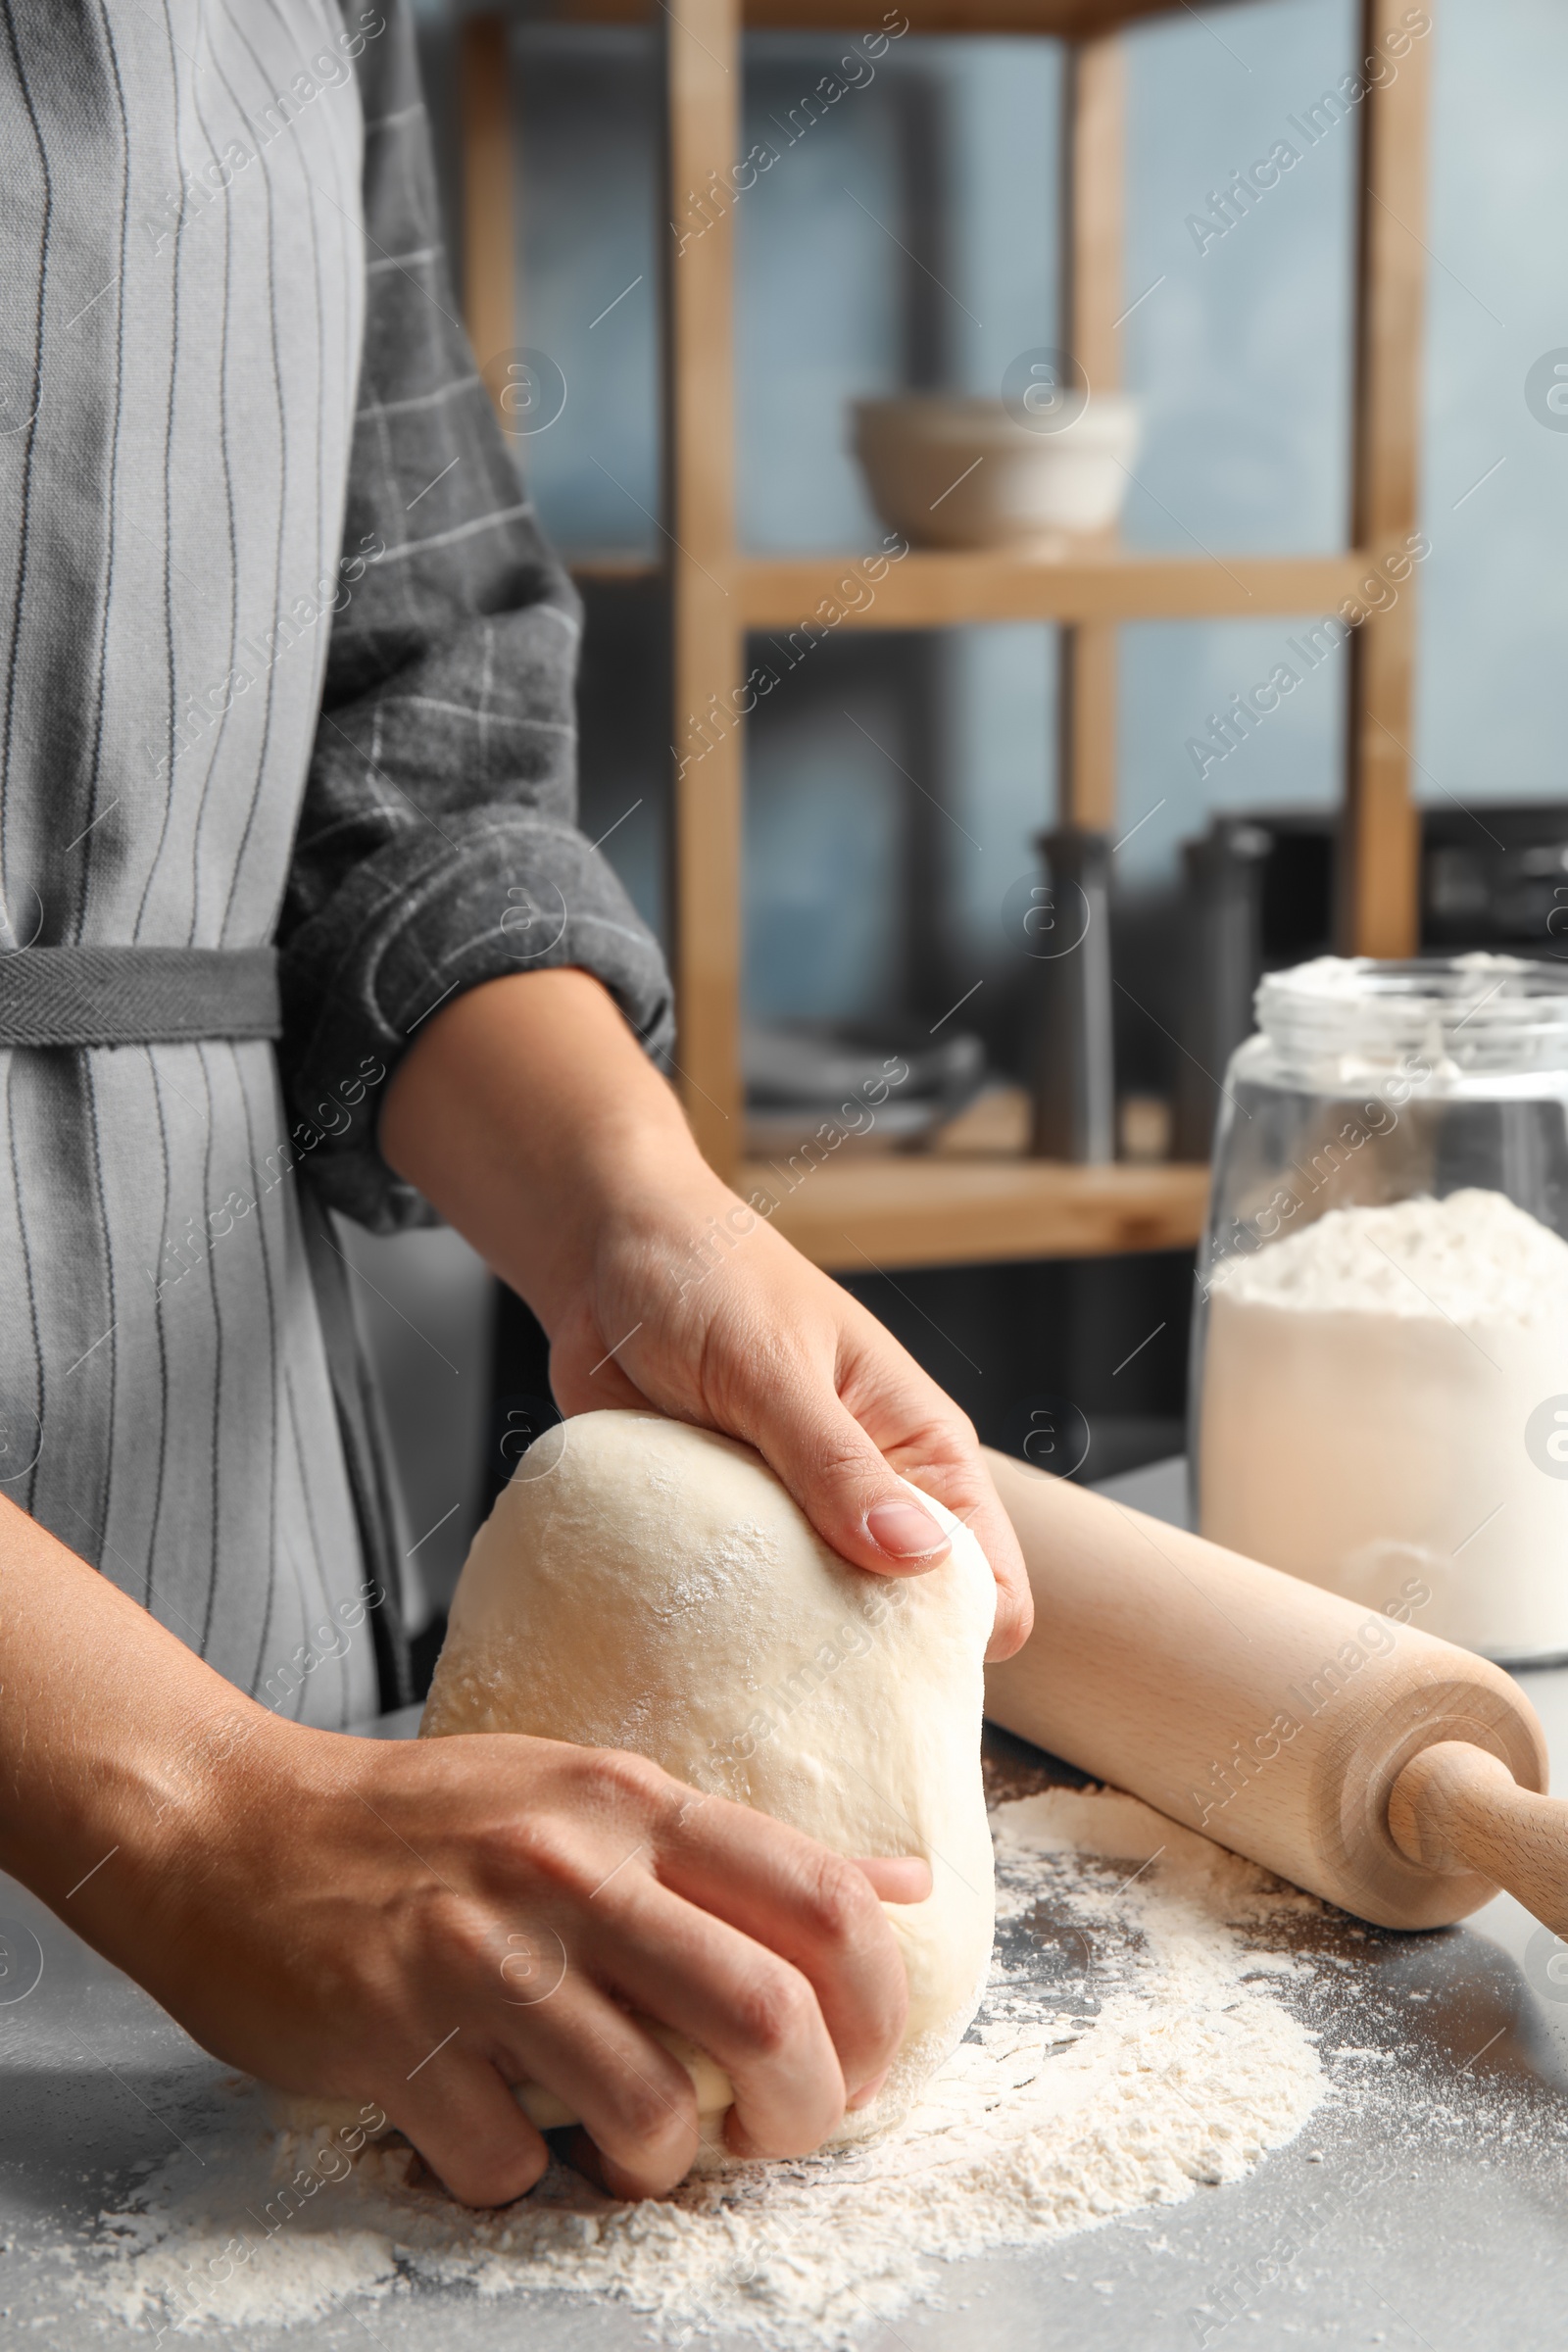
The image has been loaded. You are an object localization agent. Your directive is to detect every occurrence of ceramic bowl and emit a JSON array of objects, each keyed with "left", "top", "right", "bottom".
[{"left": 851, "top": 393, "right": 1140, "bottom": 550}]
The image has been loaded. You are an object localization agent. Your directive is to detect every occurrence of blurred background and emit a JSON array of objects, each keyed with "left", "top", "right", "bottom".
[{"left": 340, "top": 0, "right": 1568, "bottom": 1673}]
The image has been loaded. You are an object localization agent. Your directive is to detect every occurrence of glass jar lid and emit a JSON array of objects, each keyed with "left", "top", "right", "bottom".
[{"left": 1255, "top": 954, "right": 1568, "bottom": 1080}]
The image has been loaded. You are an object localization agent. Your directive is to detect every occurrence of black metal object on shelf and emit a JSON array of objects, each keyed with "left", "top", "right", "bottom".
[
  {"left": 1422, "top": 804, "right": 1568, "bottom": 954},
  {"left": 1172, "top": 817, "right": 1272, "bottom": 1161},
  {"left": 1026, "top": 826, "right": 1115, "bottom": 1163}
]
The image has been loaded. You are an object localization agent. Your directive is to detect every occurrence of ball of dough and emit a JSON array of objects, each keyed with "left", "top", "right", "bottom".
[{"left": 420, "top": 1408, "right": 997, "bottom": 2138}]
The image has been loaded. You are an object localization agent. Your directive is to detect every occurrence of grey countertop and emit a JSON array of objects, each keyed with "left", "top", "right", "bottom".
[{"left": 5, "top": 1460, "right": 1568, "bottom": 2348}]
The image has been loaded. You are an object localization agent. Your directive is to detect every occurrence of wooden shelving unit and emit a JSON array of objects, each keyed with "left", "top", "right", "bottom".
[{"left": 457, "top": 0, "right": 1433, "bottom": 1269}]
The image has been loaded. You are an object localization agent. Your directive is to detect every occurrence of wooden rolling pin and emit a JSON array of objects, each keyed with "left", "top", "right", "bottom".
[{"left": 983, "top": 1448, "right": 1568, "bottom": 1934}]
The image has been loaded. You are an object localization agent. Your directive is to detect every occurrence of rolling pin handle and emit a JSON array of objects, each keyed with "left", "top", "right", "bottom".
[{"left": 1389, "top": 1741, "right": 1568, "bottom": 1939}]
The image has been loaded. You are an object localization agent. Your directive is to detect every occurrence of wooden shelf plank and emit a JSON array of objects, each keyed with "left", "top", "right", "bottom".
[
  {"left": 564, "top": 547, "right": 1382, "bottom": 620},
  {"left": 740, "top": 547, "right": 1375, "bottom": 628},
  {"left": 557, "top": 0, "right": 1259, "bottom": 35},
  {"left": 565, "top": 551, "right": 663, "bottom": 583},
  {"left": 739, "top": 1155, "right": 1210, "bottom": 1270}
]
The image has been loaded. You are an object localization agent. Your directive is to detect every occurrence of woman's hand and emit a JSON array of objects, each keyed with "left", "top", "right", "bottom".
[
  {"left": 142, "top": 1720, "right": 922, "bottom": 2204},
  {"left": 381, "top": 969, "right": 1032, "bottom": 1659},
  {"left": 0, "top": 1504, "right": 925, "bottom": 2207},
  {"left": 546, "top": 1174, "right": 1033, "bottom": 1659}
]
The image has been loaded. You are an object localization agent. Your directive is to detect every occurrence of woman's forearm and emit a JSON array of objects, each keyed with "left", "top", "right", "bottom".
[
  {"left": 378, "top": 966, "right": 721, "bottom": 1335},
  {"left": 0, "top": 1494, "right": 276, "bottom": 1944}
]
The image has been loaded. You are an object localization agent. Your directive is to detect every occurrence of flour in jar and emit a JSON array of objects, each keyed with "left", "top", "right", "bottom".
[{"left": 1200, "top": 1187, "right": 1568, "bottom": 1660}]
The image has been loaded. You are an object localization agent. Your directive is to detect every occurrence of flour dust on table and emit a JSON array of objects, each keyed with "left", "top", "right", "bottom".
[{"left": 92, "top": 1788, "right": 1327, "bottom": 2347}]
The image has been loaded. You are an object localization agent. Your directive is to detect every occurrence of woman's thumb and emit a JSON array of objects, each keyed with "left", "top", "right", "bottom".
[{"left": 748, "top": 1393, "right": 952, "bottom": 1577}]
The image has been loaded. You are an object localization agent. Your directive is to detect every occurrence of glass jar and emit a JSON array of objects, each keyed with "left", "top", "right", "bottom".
[{"left": 1191, "top": 955, "right": 1568, "bottom": 1665}]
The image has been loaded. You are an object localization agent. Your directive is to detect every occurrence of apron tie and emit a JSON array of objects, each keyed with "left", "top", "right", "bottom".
[{"left": 0, "top": 946, "right": 280, "bottom": 1045}]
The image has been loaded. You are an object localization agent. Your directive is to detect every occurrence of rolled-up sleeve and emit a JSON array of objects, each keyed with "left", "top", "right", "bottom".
[{"left": 275, "top": 0, "right": 672, "bottom": 1232}]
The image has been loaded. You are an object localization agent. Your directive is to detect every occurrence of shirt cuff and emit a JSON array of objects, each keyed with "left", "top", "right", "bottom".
[{"left": 277, "top": 806, "right": 674, "bottom": 1232}]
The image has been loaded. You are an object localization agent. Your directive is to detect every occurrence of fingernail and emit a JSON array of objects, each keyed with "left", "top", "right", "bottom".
[
  {"left": 865, "top": 1499, "right": 949, "bottom": 1561},
  {"left": 848, "top": 2068, "right": 889, "bottom": 2113}
]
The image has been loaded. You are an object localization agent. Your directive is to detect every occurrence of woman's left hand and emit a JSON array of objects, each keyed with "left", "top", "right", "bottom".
[
  {"left": 547, "top": 1161, "right": 1032, "bottom": 1660},
  {"left": 381, "top": 969, "right": 1033, "bottom": 1661}
]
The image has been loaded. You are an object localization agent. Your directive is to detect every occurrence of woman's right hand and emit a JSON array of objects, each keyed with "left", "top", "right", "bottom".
[
  {"left": 112, "top": 1715, "right": 918, "bottom": 2203},
  {"left": 0, "top": 1495, "right": 918, "bottom": 2205}
]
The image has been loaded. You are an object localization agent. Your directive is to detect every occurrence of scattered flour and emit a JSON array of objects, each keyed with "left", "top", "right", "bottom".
[
  {"left": 1200, "top": 1188, "right": 1568, "bottom": 1660},
  {"left": 90, "top": 1787, "right": 1324, "bottom": 2346}
]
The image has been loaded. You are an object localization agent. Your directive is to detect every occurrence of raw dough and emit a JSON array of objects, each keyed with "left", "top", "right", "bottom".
[{"left": 420, "top": 1408, "right": 998, "bottom": 2138}]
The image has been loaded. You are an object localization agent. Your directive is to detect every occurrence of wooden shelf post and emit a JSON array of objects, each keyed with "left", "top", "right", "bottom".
[
  {"left": 665, "top": 0, "right": 745, "bottom": 1176},
  {"left": 458, "top": 15, "right": 516, "bottom": 387},
  {"left": 1057, "top": 30, "right": 1123, "bottom": 833},
  {"left": 1342, "top": 0, "right": 1433, "bottom": 957}
]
